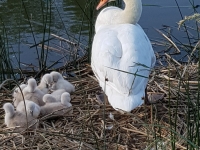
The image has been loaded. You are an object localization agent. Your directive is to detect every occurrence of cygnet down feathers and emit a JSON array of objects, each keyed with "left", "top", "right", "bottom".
[
  {"left": 37, "top": 73, "right": 53, "bottom": 94},
  {"left": 50, "top": 71, "right": 75, "bottom": 93},
  {"left": 40, "top": 92, "right": 72, "bottom": 117},
  {"left": 43, "top": 94, "right": 57, "bottom": 103},
  {"left": 12, "top": 84, "right": 27, "bottom": 107},
  {"left": 50, "top": 89, "right": 66, "bottom": 102},
  {"left": 3, "top": 103, "right": 38, "bottom": 132},
  {"left": 16, "top": 100, "right": 40, "bottom": 118},
  {"left": 22, "top": 78, "right": 45, "bottom": 106}
]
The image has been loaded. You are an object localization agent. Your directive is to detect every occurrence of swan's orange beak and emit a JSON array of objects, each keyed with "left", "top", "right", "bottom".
[{"left": 96, "top": 0, "right": 109, "bottom": 10}]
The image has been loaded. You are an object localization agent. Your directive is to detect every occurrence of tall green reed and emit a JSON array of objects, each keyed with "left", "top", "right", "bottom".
[
  {"left": 0, "top": 19, "right": 16, "bottom": 82},
  {"left": 161, "top": 0, "right": 200, "bottom": 149},
  {"left": 21, "top": 0, "right": 52, "bottom": 71}
]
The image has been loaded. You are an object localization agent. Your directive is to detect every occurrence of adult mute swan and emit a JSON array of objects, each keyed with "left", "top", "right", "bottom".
[{"left": 91, "top": 0, "right": 156, "bottom": 112}]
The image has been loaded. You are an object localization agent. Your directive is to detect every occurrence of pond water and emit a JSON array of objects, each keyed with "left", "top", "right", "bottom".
[{"left": 0, "top": 0, "right": 199, "bottom": 70}]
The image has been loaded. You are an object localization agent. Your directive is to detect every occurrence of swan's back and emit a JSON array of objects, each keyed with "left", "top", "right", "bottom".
[
  {"left": 92, "top": 24, "right": 155, "bottom": 112},
  {"left": 95, "top": 7, "right": 121, "bottom": 32}
]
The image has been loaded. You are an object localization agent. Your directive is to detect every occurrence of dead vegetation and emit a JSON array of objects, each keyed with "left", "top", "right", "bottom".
[
  {"left": 0, "top": 32, "right": 200, "bottom": 149},
  {"left": 0, "top": 55, "right": 200, "bottom": 149}
]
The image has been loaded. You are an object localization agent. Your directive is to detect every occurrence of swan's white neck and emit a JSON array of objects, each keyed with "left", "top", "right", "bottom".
[
  {"left": 117, "top": 0, "right": 142, "bottom": 24},
  {"left": 95, "top": 0, "right": 142, "bottom": 32}
]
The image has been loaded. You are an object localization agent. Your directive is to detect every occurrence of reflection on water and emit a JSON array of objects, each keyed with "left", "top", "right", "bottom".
[
  {"left": 0, "top": 0, "right": 199, "bottom": 69},
  {"left": 0, "top": 0, "right": 90, "bottom": 70},
  {"left": 141, "top": 0, "right": 200, "bottom": 63}
]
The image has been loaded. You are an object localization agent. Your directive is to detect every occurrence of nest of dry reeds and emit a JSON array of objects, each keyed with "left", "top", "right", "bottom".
[{"left": 0, "top": 52, "right": 200, "bottom": 149}]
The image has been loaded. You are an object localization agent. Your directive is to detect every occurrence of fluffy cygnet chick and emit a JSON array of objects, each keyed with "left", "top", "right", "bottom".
[
  {"left": 43, "top": 94, "right": 57, "bottom": 103},
  {"left": 22, "top": 78, "right": 45, "bottom": 106},
  {"left": 50, "top": 71, "right": 75, "bottom": 93},
  {"left": 16, "top": 100, "right": 40, "bottom": 118},
  {"left": 37, "top": 73, "right": 53, "bottom": 94},
  {"left": 3, "top": 103, "right": 38, "bottom": 132},
  {"left": 40, "top": 92, "right": 72, "bottom": 117},
  {"left": 50, "top": 89, "right": 66, "bottom": 102},
  {"left": 12, "top": 84, "right": 27, "bottom": 107}
]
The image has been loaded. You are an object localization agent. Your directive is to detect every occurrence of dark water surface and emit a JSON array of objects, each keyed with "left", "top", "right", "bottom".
[{"left": 0, "top": 0, "right": 199, "bottom": 69}]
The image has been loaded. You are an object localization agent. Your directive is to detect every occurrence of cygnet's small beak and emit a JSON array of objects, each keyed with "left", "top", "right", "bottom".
[{"left": 96, "top": 0, "right": 109, "bottom": 10}]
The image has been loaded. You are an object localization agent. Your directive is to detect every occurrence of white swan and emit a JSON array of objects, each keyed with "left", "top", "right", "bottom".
[
  {"left": 22, "top": 78, "right": 45, "bottom": 106},
  {"left": 16, "top": 100, "right": 40, "bottom": 118},
  {"left": 40, "top": 92, "right": 72, "bottom": 116},
  {"left": 91, "top": 0, "right": 156, "bottom": 112},
  {"left": 12, "top": 84, "right": 27, "bottom": 107},
  {"left": 3, "top": 103, "right": 38, "bottom": 132},
  {"left": 37, "top": 73, "right": 53, "bottom": 94},
  {"left": 50, "top": 71, "right": 75, "bottom": 93}
]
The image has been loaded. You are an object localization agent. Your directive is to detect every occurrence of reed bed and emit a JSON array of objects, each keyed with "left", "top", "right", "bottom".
[
  {"left": 0, "top": 52, "right": 200, "bottom": 149},
  {"left": 0, "top": 1, "right": 200, "bottom": 149}
]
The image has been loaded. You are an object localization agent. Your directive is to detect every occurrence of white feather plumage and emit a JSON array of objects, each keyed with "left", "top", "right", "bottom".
[
  {"left": 38, "top": 73, "right": 53, "bottom": 94},
  {"left": 16, "top": 100, "right": 40, "bottom": 118},
  {"left": 3, "top": 103, "right": 38, "bottom": 131},
  {"left": 22, "top": 78, "right": 45, "bottom": 106},
  {"left": 91, "top": 0, "right": 156, "bottom": 112},
  {"left": 40, "top": 92, "right": 72, "bottom": 116},
  {"left": 50, "top": 71, "right": 75, "bottom": 93}
]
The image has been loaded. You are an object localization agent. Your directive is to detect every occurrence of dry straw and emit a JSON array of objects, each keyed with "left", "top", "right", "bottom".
[{"left": 0, "top": 51, "right": 200, "bottom": 149}]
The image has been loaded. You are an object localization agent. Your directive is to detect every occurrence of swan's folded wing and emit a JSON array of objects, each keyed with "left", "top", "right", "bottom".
[
  {"left": 92, "top": 27, "right": 122, "bottom": 85},
  {"left": 92, "top": 24, "right": 154, "bottom": 95}
]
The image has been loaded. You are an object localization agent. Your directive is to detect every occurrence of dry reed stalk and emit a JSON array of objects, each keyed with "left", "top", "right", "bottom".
[{"left": 0, "top": 54, "right": 200, "bottom": 149}]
